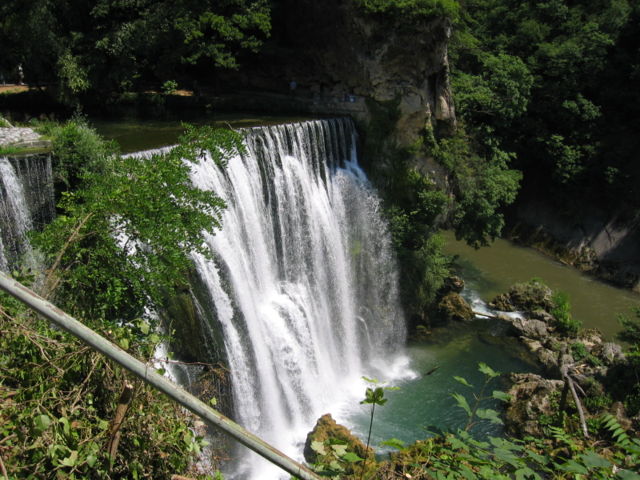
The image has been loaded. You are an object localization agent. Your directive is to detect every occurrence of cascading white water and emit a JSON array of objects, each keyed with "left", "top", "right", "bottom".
[
  {"left": 0, "top": 157, "right": 33, "bottom": 271},
  {"left": 187, "top": 118, "right": 407, "bottom": 479},
  {"left": 0, "top": 154, "right": 55, "bottom": 271}
]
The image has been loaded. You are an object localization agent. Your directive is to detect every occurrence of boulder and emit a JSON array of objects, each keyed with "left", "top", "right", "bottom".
[
  {"left": 510, "top": 317, "right": 549, "bottom": 340},
  {"left": 489, "top": 281, "right": 554, "bottom": 312},
  {"left": 505, "top": 373, "right": 564, "bottom": 437},
  {"left": 437, "top": 292, "right": 474, "bottom": 322},
  {"left": 441, "top": 275, "right": 465, "bottom": 294},
  {"left": 303, "top": 414, "right": 372, "bottom": 465},
  {"left": 599, "top": 342, "right": 625, "bottom": 365}
]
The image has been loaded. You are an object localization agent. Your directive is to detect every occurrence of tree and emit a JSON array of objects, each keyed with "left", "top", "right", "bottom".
[
  {"left": 33, "top": 120, "right": 244, "bottom": 323},
  {"left": 0, "top": 0, "right": 272, "bottom": 100}
]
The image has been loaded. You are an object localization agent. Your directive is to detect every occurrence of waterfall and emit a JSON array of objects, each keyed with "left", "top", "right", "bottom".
[
  {"left": 190, "top": 118, "right": 405, "bottom": 479},
  {"left": 0, "top": 155, "right": 54, "bottom": 271},
  {"left": 132, "top": 118, "right": 407, "bottom": 479}
]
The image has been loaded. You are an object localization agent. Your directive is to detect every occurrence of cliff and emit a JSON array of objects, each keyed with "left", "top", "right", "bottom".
[
  {"left": 217, "top": 0, "right": 455, "bottom": 149},
  {"left": 506, "top": 200, "right": 640, "bottom": 293}
]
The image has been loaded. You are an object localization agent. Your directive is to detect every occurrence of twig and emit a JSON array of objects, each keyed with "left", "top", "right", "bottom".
[
  {"left": 0, "top": 451, "right": 8, "bottom": 480},
  {"left": 106, "top": 381, "right": 135, "bottom": 469},
  {"left": 42, "top": 213, "right": 93, "bottom": 298},
  {"left": 560, "top": 364, "right": 589, "bottom": 439}
]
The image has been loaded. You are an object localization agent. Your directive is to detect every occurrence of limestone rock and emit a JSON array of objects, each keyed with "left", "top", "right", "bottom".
[
  {"left": 510, "top": 317, "right": 549, "bottom": 340},
  {"left": 598, "top": 342, "right": 625, "bottom": 365},
  {"left": 303, "top": 414, "right": 372, "bottom": 465},
  {"left": 437, "top": 292, "right": 474, "bottom": 322},
  {"left": 505, "top": 373, "right": 564, "bottom": 437},
  {"left": 489, "top": 281, "right": 554, "bottom": 312}
]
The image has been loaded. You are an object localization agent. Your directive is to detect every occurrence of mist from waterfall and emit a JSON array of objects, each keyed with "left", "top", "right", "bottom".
[{"left": 183, "top": 118, "right": 408, "bottom": 479}]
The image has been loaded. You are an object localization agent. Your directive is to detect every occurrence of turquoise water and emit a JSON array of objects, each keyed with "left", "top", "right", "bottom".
[{"left": 343, "top": 324, "right": 535, "bottom": 450}]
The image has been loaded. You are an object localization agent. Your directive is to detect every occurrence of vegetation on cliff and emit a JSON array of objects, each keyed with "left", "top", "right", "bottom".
[
  {"left": 1, "top": 121, "right": 242, "bottom": 478},
  {"left": 450, "top": 0, "right": 640, "bottom": 216}
]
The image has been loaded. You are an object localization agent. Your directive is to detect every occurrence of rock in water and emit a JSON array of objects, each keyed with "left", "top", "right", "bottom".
[
  {"left": 304, "top": 414, "right": 372, "bottom": 465},
  {"left": 437, "top": 292, "right": 474, "bottom": 322}
]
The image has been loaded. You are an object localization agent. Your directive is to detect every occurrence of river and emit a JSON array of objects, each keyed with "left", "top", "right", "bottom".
[{"left": 441, "top": 230, "right": 640, "bottom": 339}]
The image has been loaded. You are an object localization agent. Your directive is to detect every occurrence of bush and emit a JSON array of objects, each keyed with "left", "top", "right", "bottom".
[{"left": 552, "top": 291, "right": 581, "bottom": 336}]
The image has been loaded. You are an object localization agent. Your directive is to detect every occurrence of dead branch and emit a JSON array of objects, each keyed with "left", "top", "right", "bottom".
[
  {"left": 560, "top": 364, "right": 589, "bottom": 439},
  {"left": 0, "top": 451, "right": 8, "bottom": 480},
  {"left": 106, "top": 381, "right": 135, "bottom": 469}
]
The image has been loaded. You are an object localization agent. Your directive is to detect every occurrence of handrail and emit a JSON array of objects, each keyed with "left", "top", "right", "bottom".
[{"left": 0, "top": 271, "right": 321, "bottom": 480}]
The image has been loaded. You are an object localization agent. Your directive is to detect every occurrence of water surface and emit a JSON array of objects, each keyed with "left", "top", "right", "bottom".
[{"left": 441, "top": 230, "right": 640, "bottom": 339}]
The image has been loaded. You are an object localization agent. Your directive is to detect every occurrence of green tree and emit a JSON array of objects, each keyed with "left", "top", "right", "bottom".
[
  {"left": 33, "top": 122, "right": 244, "bottom": 323},
  {"left": 0, "top": 0, "right": 271, "bottom": 101}
]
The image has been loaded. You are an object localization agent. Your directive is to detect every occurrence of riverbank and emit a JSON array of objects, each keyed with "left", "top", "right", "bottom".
[
  {"left": 442, "top": 230, "right": 640, "bottom": 339},
  {"left": 505, "top": 200, "right": 640, "bottom": 294}
]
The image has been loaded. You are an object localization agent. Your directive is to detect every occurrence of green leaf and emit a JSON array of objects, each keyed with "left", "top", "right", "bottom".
[
  {"left": 311, "top": 441, "right": 327, "bottom": 456},
  {"left": 380, "top": 438, "right": 405, "bottom": 450},
  {"left": 476, "top": 409, "right": 503, "bottom": 425},
  {"left": 579, "top": 451, "right": 612, "bottom": 469},
  {"left": 452, "top": 393, "right": 472, "bottom": 416},
  {"left": 331, "top": 444, "right": 347, "bottom": 456},
  {"left": 616, "top": 470, "right": 640, "bottom": 480},
  {"left": 86, "top": 454, "right": 98, "bottom": 468},
  {"left": 341, "top": 452, "right": 364, "bottom": 463},
  {"left": 59, "top": 416, "right": 71, "bottom": 436},
  {"left": 454, "top": 376, "right": 473, "bottom": 388},
  {"left": 209, "top": 396, "right": 217, "bottom": 406},
  {"left": 139, "top": 321, "right": 150, "bottom": 335},
  {"left": 119, "top": 337, "right": 129, "bottom": 350},
  {"left": 558, "top": 460, "right": 589, "bottom": 474},
  {"left": 60, "top": 450, "right": 78, "bottom": 467},
  {"left": 478, "top": 362, "right": 500, "bottom": 378},
  {"left": 34, "top": 414, "right": 52, "bottom": 433},
  {"left": 492, "top": 390, "right": 511, "bottom": 402}
]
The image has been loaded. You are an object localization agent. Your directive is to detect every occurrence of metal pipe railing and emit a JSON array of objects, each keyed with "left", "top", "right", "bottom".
[{"left": 0, "top": 271, "right": 321, "bottom": 480}]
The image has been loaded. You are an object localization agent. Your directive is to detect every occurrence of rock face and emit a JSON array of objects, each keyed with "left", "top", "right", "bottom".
[
  {"left": 506, "top": 201, "right": 640, "bottom": 292},
  {"left": 284, "top": 0, "right": 455, "bottom": 145},
  {"left": 220, "top": 1, "right": 455, "bottom": 148},
  {"left": 304, "top": 414, "right": 372, "bottom": 465},
  {"left": 505, "top": 373, "right": 564, "bottom": 437}
]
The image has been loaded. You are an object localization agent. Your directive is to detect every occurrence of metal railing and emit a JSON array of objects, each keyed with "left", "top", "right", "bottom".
[{"left": 0, "top": 271, "right": 321, "bottom": 480}]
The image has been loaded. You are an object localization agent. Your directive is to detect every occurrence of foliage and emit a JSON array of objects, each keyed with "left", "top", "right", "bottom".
[
  {"left": 332, "top": 363, "right": 640, "bottom": 479},
  {"left": 551, "top": 291, "right": 581, "bottom": 337},
  {"left": 570, "top": 342, "right": 602, "bottom": 367},
  {"left": 0, "top": 289, "right": 212, "bottom": 479},
  {"left": 162, "top": 80, "right": 179, "bottom": 95},
  {"left": 0, "top": 0, "right": 272, "bottom": 101},
  {"left": 0, "top": 114, "right": 12, "bottom": 127},
  {"left": 354, "top": 0, "right": 460, "bottom": 21},
  {"left": 616, "top": 307, "right": 640, "bottom": 415},
  {"left": 32, "top": 122, "right": 244, "bottom": 324},
  {"left": 43, "top": 117, "right": 118, "bottom": 189},
  {"left": 432, "top": 127, "right": 521, "bottom": 248},
  {"left": 451, "top": 0, "right": 640, "bottom": 215}
]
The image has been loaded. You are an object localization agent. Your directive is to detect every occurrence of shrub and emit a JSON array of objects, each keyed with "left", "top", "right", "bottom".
[{"left": 552, "top": 291, "right": 581, "bottom": 336}]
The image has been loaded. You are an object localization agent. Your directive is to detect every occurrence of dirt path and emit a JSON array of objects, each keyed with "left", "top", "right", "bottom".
[{"left": 0, "top": 85, "right": 30, "bottom": 94}]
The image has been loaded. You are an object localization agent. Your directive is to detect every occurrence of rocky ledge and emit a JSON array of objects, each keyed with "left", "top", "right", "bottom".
[
  {"left": 0, "top": 127, "right": 51, "bottom": 150},
  {"left": 483, "top": 280, "right": 639, "bottom": 437}
]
